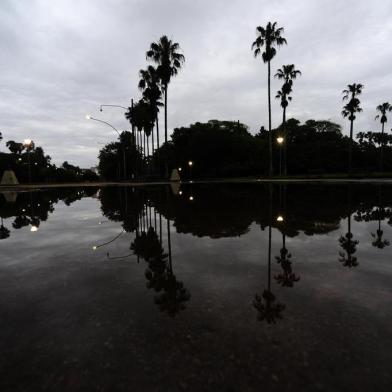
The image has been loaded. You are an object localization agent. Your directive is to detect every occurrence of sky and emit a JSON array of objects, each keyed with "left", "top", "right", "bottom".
[{"left": 1, "top": 0, "right": 392, "bottom": 167}]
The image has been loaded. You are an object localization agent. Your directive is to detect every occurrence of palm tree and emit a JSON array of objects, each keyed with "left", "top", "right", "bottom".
[
  {"left": 146, "top": 36, "right": 185, "bottom": 145},
  {"left": 342, "top": 83, "right": 363, "bottom": 174},
  {"left": 375, "top": 102, "right": 392, "bottom": 171},
  {"left": 252, "top": 22, "right": 287, "bottom": 176},
  {"left": 338, "top": 187, "right": 359, "bottom": 267},
  {"left": 138, "top": 65, "right": 163, "bottom": 155},
  {"left": 275, "top": 64, "right": 301, "bottom": 175}
]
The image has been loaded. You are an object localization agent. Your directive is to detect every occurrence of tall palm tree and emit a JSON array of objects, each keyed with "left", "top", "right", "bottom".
[
  {"left": 375, "top": 102, "right": 392, "bottom": 171},
  {"left": 252, "top": 22, "right": 287, "bottom": 176},
  {"left": 138, "top": 65, "right": 163, "bottom": 154},
  {"left": 146, "top": 36, "right": 185, "bottom": 144},
  {"left": 275, "top": 64, "right": 301, "bottom": 175},
  {"left": 342, "top": 83, "right": 363, "bottom": 174}
]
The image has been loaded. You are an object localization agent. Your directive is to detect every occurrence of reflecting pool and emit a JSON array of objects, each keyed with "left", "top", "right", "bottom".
[{"left": 1, "top": 183, "right": 391, "bottom": 391}]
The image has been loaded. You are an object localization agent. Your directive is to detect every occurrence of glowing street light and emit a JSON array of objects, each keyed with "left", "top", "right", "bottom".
[
  {"left": 188, "top": 161, "right": 193, "bottom": 182},
  {"left": 276, "top": 215, "right": 284, "bottom": 222},
  {"left": 189, "top": 195, "right": 194, "bottom": 201},
  {"left": 277, "top": 136, "right": 284, "bottom": 144}
]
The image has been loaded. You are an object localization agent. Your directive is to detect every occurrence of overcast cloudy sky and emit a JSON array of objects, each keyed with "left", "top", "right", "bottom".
[{"left": 1, "top": 0, "right": 391, "bottom": 167}]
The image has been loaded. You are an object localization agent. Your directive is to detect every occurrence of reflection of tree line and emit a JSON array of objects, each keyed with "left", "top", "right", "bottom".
[
  {"left": 99, "top": 188, "right": 191, "bottom": 317},
  {"left": 0, "top": 188, "right": 98, "bottom": 239},
  {"left": 98, "top": 184, "right": 392, "bottom": 323}
]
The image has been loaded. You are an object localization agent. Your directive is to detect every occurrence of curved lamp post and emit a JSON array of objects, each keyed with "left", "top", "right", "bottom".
[
  {"left": 86, "top": 115, "right": 127, "bottom": 180},
  {"left": 99, "top": 104, "right": 128, "bottom": 112}
]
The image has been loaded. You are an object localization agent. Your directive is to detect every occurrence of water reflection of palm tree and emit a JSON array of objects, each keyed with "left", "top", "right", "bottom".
[
  {"left": 253, "top": 185, "right": 285, "bottom": 323},
  {"left": 371, "top": 186, "right": 390, "bottom": 249},
  {"left": 339, "top": 187, "right": 359, "bottom": 267},
  {"left": 274, "top": 233, "right": 300, "bottom": 287},
  {"left": 275, "top": 185, "right": 300, "bottom": 287},
  {"left": 132, "top": 210, "right": 190, "bottom": 317},
  {"left": 0, "top": 217, "right": 10, "bottom": 239}
]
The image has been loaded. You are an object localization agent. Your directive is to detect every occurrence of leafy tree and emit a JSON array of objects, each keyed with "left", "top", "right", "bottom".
[
  {"left": 6, "top": 140, "right": 24, "bottom": 155},
  {"left": 342, "top": 83, "right": 363, "bottom": 174},
  {"left": 252, "top": 22, "right": 287, "bottom": 176},
  {"left": 375, "top": 102, "right": 392, "bottom": 171},
  {"left": 146, "top": 36, "right": 185, "bottom": 144}
]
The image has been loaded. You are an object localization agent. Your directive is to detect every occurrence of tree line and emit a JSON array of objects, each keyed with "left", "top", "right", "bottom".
[
  {"left": 98, "top": 22, "right": 391, "bottom": 179},
  {"left": 0, "top": 134, "right": 98, "bottom": 183}
]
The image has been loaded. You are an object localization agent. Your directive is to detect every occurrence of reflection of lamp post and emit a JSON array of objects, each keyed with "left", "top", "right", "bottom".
[
  {"left": 86, "top": 115, "right": 126, "bottom": 181},
  {"left": 276, "top": 137, "right": 284, "bottom": 176},
  {"left": 23, "top": 139, "right": 33, "bottom": 184},
  {"left": 188, "top": 161, "right": 193, "bottom": 182}
]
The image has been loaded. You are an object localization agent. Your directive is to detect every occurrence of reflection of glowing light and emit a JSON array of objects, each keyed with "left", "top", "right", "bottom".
[
  {"left": 188, "top": 161, "right": 193, "bottom": 166},
  {"left": 276, "top": 216, "right": 284, "bottom": 222},
  {"left": 179, "top": 191, "right": 182, "bottom": 195},
  {"left": 30, "top": 226, "right": 38, "bottom": 232},
  {"left": 22, "top": 209, "right": 26, "bottom": 212},
  {"left": 189, "top": 196, "right": 194, "bottom": 201},
  {"left": 18, "top": 158, "right": 22, "bottom": 161},
  {"left": 92, "top": 246, "right": 97, "bottom": 250}
]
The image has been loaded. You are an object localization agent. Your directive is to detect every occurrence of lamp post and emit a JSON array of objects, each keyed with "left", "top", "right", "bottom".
[
  {"left": 86, "top": 115, "right": 127, "bottom": 181},
  {"left": 100, "top": 102, "right": 137, "bottom": 178},
  {"left": 23, "top": 139, "right": 33, "bottom": 184},
  {"left": 276, "top": 137, "right": 284, "bottom": 177},
  {"left": 188, "top": 161, "right": 193, "bottom": 182}
]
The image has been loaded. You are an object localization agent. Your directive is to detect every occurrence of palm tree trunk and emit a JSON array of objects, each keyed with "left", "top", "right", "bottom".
[
  {"left": 156, "top": 115, "right": 160, "bottom": 149},
  {"left": 283, "top": 106, "right": 287, "bottom": 176},
  {"left": 151, "top": 124, "right": 155, "bottom": 156},
  {"left": 380, "top": 122, "right": 385, "bottom": 172},
  {"left": 164, "top": 84, "right": 168, "bottom": 144},
  {"left": 348, "top": 119, "right": 354, "bottom": 174},
  {"left": 268, "top": 60, "right": 273, "bottom": 177}
]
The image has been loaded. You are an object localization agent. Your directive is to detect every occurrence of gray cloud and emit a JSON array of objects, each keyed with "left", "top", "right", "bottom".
[{"left": 1, "top": 0, "right": 391, "bottom": 167}]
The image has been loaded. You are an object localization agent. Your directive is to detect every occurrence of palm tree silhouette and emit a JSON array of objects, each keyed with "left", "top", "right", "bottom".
[
  {"left": 342, "top": 83, "right": 363, "bottom": 174},
  {"left": 138, "top": 65, "right": 163, "bottom": 155},
  {"left": 375, "top": 102, "right": 392, "bottom": 171},
  {"left": 274, "top": 234, "right": 300, "bottom": 287},
  {"left": 144, "top": 217, "right": 190, "bottom": 317},
  {"left": 253, "top": 185, "right": 285, "bottom": 323},
  {"left": 338, "top": 187, "right": 359, "bottom": 267},
  {"left": 252, "top": 22, "right": 287, "bottom": 176},
  {"left": 146, "top": 36, "right": 185, "bottom": 145},
  {"left": 371, "top": 186, "right": 390, "bottom": 249},
  {"left": 275, "top": 64, "right": 301, "bottom": 175}
]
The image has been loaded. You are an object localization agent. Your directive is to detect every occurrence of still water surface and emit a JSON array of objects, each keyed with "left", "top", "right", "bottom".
[{"left": 0, "top": 183, "right": 391, "bottom": 391}]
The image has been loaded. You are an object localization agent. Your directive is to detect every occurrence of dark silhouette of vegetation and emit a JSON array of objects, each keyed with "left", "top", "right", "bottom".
[
  {"left": 252, "top": 22, "right": 287, "bottom": 176},
  {"left": 375, "top": 102, "right": 392, "bottom": 171},
  {"left": 342, "top": 83, "right": 363, "bottom": 174},
  {"left": 253, "top": 186, "right": 285, "bottom": 323},
  {"left": 338, "top": 187, "right": 359, "bottom": 267},
  {"left": 146, "top": 35, "right": 185, "bottom": 145},
  {"left": 0, "top": 137, "right": 99, "bottom": 184},
  {"left": 275, "top": 64, "right": 301, "bottom": 175}
]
